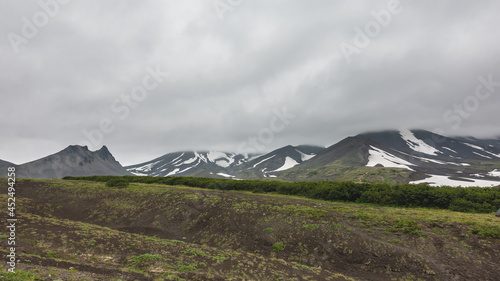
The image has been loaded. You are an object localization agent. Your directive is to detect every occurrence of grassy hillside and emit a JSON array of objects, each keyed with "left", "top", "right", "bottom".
[
  {"left": 281, "top": 164, "right": 417, "bottom": 184},
  {"left": 1, "top": 179, "right": 499, "bottom": 280},
  {"left": 66, "top": 176, "right": 500, "bottom": 214}
]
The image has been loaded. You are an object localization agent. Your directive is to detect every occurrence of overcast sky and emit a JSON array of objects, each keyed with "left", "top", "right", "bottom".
[{"left": 1, "top": 0, "right": 500, "bottom": 166}]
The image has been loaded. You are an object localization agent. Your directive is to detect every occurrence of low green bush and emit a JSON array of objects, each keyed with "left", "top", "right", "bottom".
[
  {"left": 471, "top": 225, "right": 500, "bottom": 239},
  {"left": 128, "top": 253, "right": 162, "bottom": 268},
  {"left": 272, "top": 242, "right": 286, "bottom": 252},
  {"left": 64, "top": 176, "right": 500, "bottom": 214},
  {"left": 105, "top": 178, "right": 129, "bottom": 188}
]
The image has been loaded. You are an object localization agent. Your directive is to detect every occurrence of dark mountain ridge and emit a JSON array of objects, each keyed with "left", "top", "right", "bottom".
[{"left": 15, "top": 145, "right": 131, "bottom": 179}]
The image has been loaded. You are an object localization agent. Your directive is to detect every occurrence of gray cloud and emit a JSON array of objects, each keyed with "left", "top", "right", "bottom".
[{"left": 1, "top": 0, "right": 499, "bottom": 165}]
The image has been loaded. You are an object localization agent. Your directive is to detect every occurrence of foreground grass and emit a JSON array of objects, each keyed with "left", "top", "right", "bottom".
[
  {"left": 2, "top": 211, "right": 339, "bottom": 280},
  {"left": 23, "top": 178, "right": 500, "bottom": 234}
]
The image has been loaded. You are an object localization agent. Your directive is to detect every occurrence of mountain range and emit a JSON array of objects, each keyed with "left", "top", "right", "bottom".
[
  {"left": 126, "top": 145, "right": 324, "bottom": 179},
  {"left": 2, "top": 129, "right": 500, "bottom": 187}
]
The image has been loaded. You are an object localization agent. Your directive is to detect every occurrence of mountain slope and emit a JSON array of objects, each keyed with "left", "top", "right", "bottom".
[
  {"left": 125, "top": 146, "right": 324, "bottom": 179},
  {"left": 282, "top": 130, "right": 500, "bottom": 186},
  {"left": 0, "top": 159, "right": 14, "bottom": 168},
  {"left": 17, "top": 145, "right": 131, "bottom": 179},
  {"left": 125, "top": 151, "right": 249, "bottom": 178},
  {"left": 357, "top": 129, "right": 500, "bottom": 161},
  {"left": 228, "top": 145, "right": 324, "bottom": 178},
  {"left": 357, "top": 130, "right": 500, "bottom": 184},
  {"left": 280, "top": 137, "right": 417, "bottom": 183},
  {"left": 0, "top": 159, "right": 16, "bottom": 178}
]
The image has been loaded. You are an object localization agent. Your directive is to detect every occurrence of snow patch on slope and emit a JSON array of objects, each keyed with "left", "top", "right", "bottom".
[
  {"left": 207, "top": 151, "right": 235, "bottom": 167},
  {"left": 488, "top": 169, "right": 500, "bottom": 177},
  {"left": 217, "top": 172, "right": 235, "bottom": 178},
  {"left": 473, "top": 152, "right": 492, "bottom": 159},
  {"left": 215, "top": 160, "right": 230, "bottom": 168},
  {"left": 366, "top": 146, "right": 415, "bottom": 171},
  {"left": 442, "top": 147, "right": 457, "bottom": 154},
  {"left": 411, "top": 155, "right": 469, "bottom": 166},
  {"left": 400, "top": 129, "right": 440, "bottom": 156},
  {"left": 134, "top": 160, "right": 161, "bottom": 172},
  {"left": 462, "top": 143, "right": 500, "bottom": 158},
  {"left": 207, "top": 151, "right": 227, "bottom": 162},
  {"left": 166, "top": 168, "right": 180, "bottom": 176},
  {"left": 272, "top": 157, "right": 300, "bottom": 172},
  {"left": 410, "top": 175, "right": 500, "bottom": 187},
  {"left": 253, "top": 155, "right": 276, "bottom": 168},
  {"left": 484, "top": 150, "right": 500, "bottom": 158},
  {"left": 463, "top": 143, "right": 483, "bottom": 151},
  {"left": 295, "top": 149, "right": 315, "bottom": 161},
  {"left": 170, "top": 153, "right": 184, "bottom": 163},
  {"left": 194, "top": 152, "right": 207, "bottom": 163},
  {"left": 182, "top": 156, "right": 197, "bottom": 165}
]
